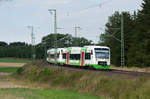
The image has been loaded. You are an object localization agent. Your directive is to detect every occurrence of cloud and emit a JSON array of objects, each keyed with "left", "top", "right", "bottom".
[
  {"left": 6, "top": 0, "right": 72, "bottom": 9},
  {"left": 0, "top": 0, "right": 143, "bottom": 44},
  {"left": 42, "top": 0, "right": 71, "bottom": 5},
  {"left": 0, "top": 0, "right": 12, "bottom": 1}
]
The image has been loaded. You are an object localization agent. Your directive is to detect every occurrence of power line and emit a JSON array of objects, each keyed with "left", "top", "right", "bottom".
[{"left": 66, "top": 0, "right": 113, "bottom": 16}]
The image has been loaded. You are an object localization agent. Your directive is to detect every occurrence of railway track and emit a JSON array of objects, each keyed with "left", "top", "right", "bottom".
[
  {"left": 36, "top": 60, "right": 150, "bottom": 78},
  {"left": 108, "top": 69, "right": 150, "bottom": 77}
]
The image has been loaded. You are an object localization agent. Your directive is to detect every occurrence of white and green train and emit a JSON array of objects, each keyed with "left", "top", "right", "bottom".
[{"left": 47, "top": 46, "right": 110, "bottom": 69}]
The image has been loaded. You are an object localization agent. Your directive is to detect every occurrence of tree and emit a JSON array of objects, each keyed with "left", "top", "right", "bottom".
[
  {"left": 9, "top": 42, "right": 27, "bottom": 46},
  {"left": 0, "top": 41, "right": 8, "bottom": 46},
  {"left": 99, "top": 11, "right": 135, "bottom": 66},
  {"left": 127, "top": 0, "right": 150, "bottom": 67},
  {"left": 72, "top": 37, "right": 93, "bottom": 47},
  {"left": 42, "top": 33, "right": 72, "bottom": 49},
  {"left": 42, "top": 33, "right": 93, "bottom": 49}
]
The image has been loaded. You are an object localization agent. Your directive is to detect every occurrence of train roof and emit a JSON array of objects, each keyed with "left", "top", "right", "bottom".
[
  {"left": 68, "top": 47, "right": 82, "bottom": 48},
  {"left": 84, "top": 45, "right": 110, "bottom": 49},
  {"left": 47, "top": 48, "right": 67, "bottom": 53},
  {"left": 47, "top": 46, "right": 110, "bottom": 53},
  {"left": 57, "top": 48, "right": 67, "bottom": 50}
]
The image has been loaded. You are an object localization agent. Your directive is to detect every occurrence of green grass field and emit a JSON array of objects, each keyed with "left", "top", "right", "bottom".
[
  {"left": 0, "top": 58, "right": 31, "bottom": 63},
  {"left": 0, "top": 88, "right": 100, "bottom": 99},
  {"left": 0, "top": 60, "right": 101, "bottom": 99},
  {"left": 0, "top": 67, "right": 20, "bottom": 73}
]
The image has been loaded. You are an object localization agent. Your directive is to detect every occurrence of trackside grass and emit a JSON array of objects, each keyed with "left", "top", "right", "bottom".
[
  {"left": 0, "top": 67, "right": 20, "bottom": 73},
  {"left": 0, "top": 58, "right": 31, "bottom": 63},
  {"left": 0, "top": 88, "right": 100, "bottom": 99},
  {"left": 110, "top": 65, "right": 150, "bottom": 72},
  {"left": 13, "top": 62, "right": 150, "bottom": 99}
]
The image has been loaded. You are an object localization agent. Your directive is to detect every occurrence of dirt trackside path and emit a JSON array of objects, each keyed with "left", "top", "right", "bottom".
[
  {"left": 0, "top": 73, "right": 16, "bottom": 88},
  {"left": 0, "top": 79, "right": 21, "bottom": 89},
  {"left": 0, "top": 62, "right": 25, "bottom": 67},
  {"left": 0, "top": 73, "right": 27, "bottom": 89},
  {"left": 0, "top": 62, "right": 26, "bottom": 89}
]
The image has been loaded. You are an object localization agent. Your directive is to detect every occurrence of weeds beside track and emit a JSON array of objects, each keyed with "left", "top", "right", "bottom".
[
  {"left": 14, "top": 61, "right": 150, "bottom": 99},
  {"left": 35, "top": 60, "right": 150, "bottom": 78}
]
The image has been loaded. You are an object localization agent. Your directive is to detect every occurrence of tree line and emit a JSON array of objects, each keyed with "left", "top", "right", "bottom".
[
  {"left": 0, "top": 34, "right": 93, "bottom": 59},
  {"left": 0, "top": 42, "right": 31, "bottom": 58},
  {"left": 99, "top": 0, "right": 150, "bottom": 67}
]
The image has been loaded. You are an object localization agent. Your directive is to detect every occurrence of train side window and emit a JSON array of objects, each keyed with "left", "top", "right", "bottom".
[
  {"left": 75, "top": 54, "right": 80, "bottom": 60},
  {"left": 70, "top": 54, "right": 80, "bottom": 60},
  {"left": 48, "top": 53, "right": 50, "bottom": 58},
  {"left": 85, "top": 53, "right": 91, "bottom": 60},
  {"left": 61, "top": 50, "right": 63, "bottom": 56},
  {"left": 91, "top": 50, "right": 93, "bottom": 55},
  {"left": 77, "top": 54, "right": 80, "bottom": 60},
  {"left": 50, "top": 54, "right": 54, "bottom": 59},
  {"left": 70, "top": 54, "right": 73, "bottom": 59},
  {"left": 63, "top": 53, "right": 66, "bottom": 59},
  {"left": 57, "top": 53, "right": 60, "bottom": 58}
]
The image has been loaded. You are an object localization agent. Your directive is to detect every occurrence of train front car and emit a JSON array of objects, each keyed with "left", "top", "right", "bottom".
[{"left": 84, "top": 46, "right": 110, "bottom": 69}]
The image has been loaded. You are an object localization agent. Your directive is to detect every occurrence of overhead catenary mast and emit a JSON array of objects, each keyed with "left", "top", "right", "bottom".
[
  {"left": 99, "top": 13, "right": 125, "bottom": 67},
  {"left": 121, "top": 13, "right": 125, "bottom": 67},
  {"left": 48, "top": 9, "right": 57, "bottom": 49},
  {"left": 73, "top": 26, "right": 81, "bottom": 46},
  {"left": 48, "top": 9, "right": 58, "bottom": 64},
  {"left": 27, "top": 26, "right": 36, "bottom": 60}
]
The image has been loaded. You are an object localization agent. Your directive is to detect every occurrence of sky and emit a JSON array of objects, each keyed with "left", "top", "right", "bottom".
[{"left": 0, "top": 0, "right": 143, "bottom": 44}]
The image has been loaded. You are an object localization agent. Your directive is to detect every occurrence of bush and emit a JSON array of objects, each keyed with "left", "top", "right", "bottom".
[{"left": 14, "top": 62, "right": 150, "bottom": 99}]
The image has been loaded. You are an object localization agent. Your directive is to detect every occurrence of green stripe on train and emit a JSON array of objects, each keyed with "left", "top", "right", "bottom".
[
  {"left": 86, "top": 64, "right": 110, "bottom": 69},
  {"left": 48, "top": 61, "right": 110, "bottom": 69}
]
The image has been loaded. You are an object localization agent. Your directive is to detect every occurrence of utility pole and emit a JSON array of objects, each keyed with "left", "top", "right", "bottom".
[
  {"left": 121, "top": 13, "right": 125, "bottom": 67},
  {"left": 48, "top": 9, "right": 57, "bottom": 48},
  {"left": 27, "top": 26, "right": 36, "bottom": 60},
  {"left": 73, "top": 26, "right": 81, "bottom": 46},
  {"left": 48, "top": 9, "right": 57, "bottom": 64}
]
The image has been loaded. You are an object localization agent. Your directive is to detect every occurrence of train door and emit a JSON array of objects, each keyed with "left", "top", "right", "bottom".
[
  {"left": 48, "top": 52, "right": 51, "bottom": 61},
  {"left": 66, "top": 52, "right": 69, "bottom": 65},
  {"left": 81, "top": 51, "right": 85, "bottom": 66},
  {"left": 54, "top": 53, "right": 57, "bottom": 64}
]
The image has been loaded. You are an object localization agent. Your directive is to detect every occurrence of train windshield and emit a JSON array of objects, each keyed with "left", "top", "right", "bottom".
[{"left": 95, "top": 48, "right": 109, "bottom": 59}]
